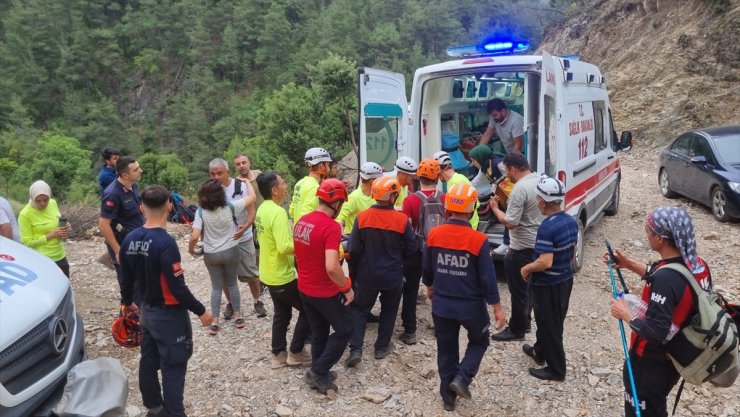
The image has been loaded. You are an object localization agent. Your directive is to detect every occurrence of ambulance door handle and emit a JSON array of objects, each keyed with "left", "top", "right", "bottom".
[{"left": 607, "top": 155, "right": 615, "bottom": 160}]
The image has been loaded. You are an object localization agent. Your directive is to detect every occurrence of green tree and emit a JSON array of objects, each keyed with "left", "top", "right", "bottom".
[
  {"left": 308, "top": 54, "right": 358, "bottom": 153},
  {"left": 137, "top": 153, "right": 189, "bottom": 192}
]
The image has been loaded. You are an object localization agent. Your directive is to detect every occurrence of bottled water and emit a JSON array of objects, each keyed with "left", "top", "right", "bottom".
[{"left": 619, "top": 292, "right": 680, "bottom": 340}]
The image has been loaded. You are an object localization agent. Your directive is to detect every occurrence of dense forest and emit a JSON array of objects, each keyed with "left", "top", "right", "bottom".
[{"left": 0, "top": 0, "right": 575, "bottom": 201}]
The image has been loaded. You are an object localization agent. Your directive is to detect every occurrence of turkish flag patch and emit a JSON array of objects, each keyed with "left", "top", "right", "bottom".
[
  {"left": 105, "top": 201, "right": 115, "bottom": 207},
  {"left": 172, "top": 262, "right": 184, "bottom": 277}
]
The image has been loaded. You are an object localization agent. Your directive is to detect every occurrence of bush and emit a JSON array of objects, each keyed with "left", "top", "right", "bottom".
[{"left": 138, "top": 153, "right": 189, "bottom": 192}]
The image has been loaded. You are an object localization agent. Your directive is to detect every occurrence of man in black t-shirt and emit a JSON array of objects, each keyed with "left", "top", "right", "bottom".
[{"left": 120, "top": 185, "right": 212, "bottom": 417}]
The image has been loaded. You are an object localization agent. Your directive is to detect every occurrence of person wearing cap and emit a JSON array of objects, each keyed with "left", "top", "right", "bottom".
[
  {"left": 336, "top": 162, "right": 383, "bottom": 234},
  {"left": 519, "top": 176, "right": 577, "bottom": 381},
  {"left": 422, "top": 183, "right": 506, "bottom": 411},
  {"left": 478, "top": 98, "right": 525, "bottom": 154},
  {"left": 345, "top": 177, "right": 416, "bottom": 367},
  {"left": 434, "top": 150, "right": 479, "bottom": 230},
  {"left": 394, "top": 156, "right": 418, "bottom": 208},
  {"left": 294, "top": 179, "right": 355, "bottom": 396},
  {"left": 289, "top": 147, "right": 333, "bottom": 222}
]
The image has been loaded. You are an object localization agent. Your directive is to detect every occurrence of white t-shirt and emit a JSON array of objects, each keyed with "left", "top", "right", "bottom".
[
  {"left": 488, "top": 110, "right": 525, "bottom": 154},
  {"left": 192, "top": 198, "right": 247, "bottom": 253},
  {"left": 223, "top": 178, "right": 252, "bottom": 242},
  {"left": 0, "top": 197, "right": 20, "bottom": 242}
]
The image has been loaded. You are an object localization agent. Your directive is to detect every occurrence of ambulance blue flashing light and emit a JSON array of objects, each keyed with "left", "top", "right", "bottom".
[{"left": 446, "top": 40, "right": 531, "bottom": 58}]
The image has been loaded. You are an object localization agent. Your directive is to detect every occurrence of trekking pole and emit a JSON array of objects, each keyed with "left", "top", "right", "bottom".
[
  {"left": 605, "top": 239, "right": 630, "bottom": 294},
  {"left": 608, "top": 258, "right": 641, "bottom": 417}
]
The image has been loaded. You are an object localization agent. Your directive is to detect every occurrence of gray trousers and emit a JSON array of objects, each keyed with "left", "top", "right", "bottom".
[{"left": 204, "top": 245, "right": 240, "bottom": 318}]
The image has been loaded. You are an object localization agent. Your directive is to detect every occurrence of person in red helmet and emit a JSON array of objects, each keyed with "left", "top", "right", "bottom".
[{"left": 294, "top": 179, "right": 355, "bottom": 396}]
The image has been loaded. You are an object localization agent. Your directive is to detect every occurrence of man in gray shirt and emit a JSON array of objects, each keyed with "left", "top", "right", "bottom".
[
  {"left": 489, "top": 152, "right": 543, "bottom": 341},
  {"left": 479, "top": 99, "right": 525, "bottom": 154}
]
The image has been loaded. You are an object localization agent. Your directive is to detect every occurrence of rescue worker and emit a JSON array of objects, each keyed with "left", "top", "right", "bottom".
[
  {"left": 422, "top": 183, "right": 506, "bottom": 411},
  {"left": 255, "top": 172, "right": 311, "bottom": 368},
  {"left": 394, "top": 156, "right": 418, "bottom": 208},
  {"left": 119, "top": 185, "right": 212, "bottom": 417},
  {"left": 289, "top": 147, "right": 332, "bottom": 222},
  {"left": 399, "top": 158, "right": 443, "bottom": 344},
  {"left": 294, "top": 179, "right": 355, "bottom": 395},
  {"left": 345, "top": 176, "right": 416, "bottom": 366},
  {"left": 434, "top": 151, "right": 479, "bottom": 230},
  {"left": 99, "top": 156, "right": 145, "bottom": 289},
  {"left": 336, "top": 162, "right": 383, "bottom": 234},
  {"left": 519, "top": 177, "right": 577, "bottom": 381}
]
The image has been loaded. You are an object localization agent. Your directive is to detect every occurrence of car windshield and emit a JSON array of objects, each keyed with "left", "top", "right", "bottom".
[{"left": 713, "top": 134, "right": 740, "bottom": 165}]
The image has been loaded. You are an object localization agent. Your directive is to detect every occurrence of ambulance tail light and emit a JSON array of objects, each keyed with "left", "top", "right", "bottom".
[{"left": 558, "top": 171, "right": 567, "bottom": 188}]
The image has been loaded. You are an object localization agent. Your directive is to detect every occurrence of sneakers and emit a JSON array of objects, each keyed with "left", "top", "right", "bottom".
[
  {"left": 374, "top": 344, "right": 394, "bottom": 360},
  {"left": 234, "top": 318, "right": 245, "bottom": 329},
  {"left": 491, "top": 327, "right": 524, "bottom": 342},
  {"left": 522, "top": 344, "right": 544, "bottom": 365},
  {"left": 304, "top": 369, "right": 338, "bottom": 394},
  {"left": 399, "top": 332, "right": 417, "bottom": 345},
  {"left": 271, "top": 351, "right": 288, "bottom": 369},
  {"left": 254, "top": 301, "right": 267, "bottom": 317},
  {"left": 287, "top": 350, "right": 312, "bottom": 366},
  {"left": 492, "top": 243, "right": 509, "bottom": 255},
  {"left": 449, "top": 375, "right": 472, "bottom": 399},
  {"left": 208, "top": 324, "right": 219, "bottom": 336},
  {"left": 345, "top": 350, "right": 362, "bottom": 367},
  {"left": 223, "top": 303, "right": 234, "bottom": 320}
]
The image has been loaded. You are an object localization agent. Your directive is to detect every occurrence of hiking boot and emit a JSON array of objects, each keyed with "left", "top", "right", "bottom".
[
  {"left": 442, "top": 395, "right": 456, "bottom": 412},
  {"left": 528, "top": 367, "right": 564, "bottom": 381},
  {"left": 374, "top": 344, "right": 394, "bottom": 360},
  {"left": 287, "top": 350, "right": 312, "bottom": 366},
  {"left": 399, "top": 332, "right": 417, "bottom": 345},
  {"left": 254, "top": 301, "right": 267, "bottom": 317},
  {"left": 271, "top": 351, "right": 287, "bottom": 369},
  {"left": 522, "top": 344, "right": 544, "bottom": 365},
  {"left": 345, "top": 350, "right": 362, "bottom": 367},
  {"left": 449, "top": 375, "right": 471, "bottom": 399},
  {"left": 305, "top": 370, "right": 338, "bottom": 394},
  {"left": 223, "top": 303, "right": 234, "bottom": 320}
]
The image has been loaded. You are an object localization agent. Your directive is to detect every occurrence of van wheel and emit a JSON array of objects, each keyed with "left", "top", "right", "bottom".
[
  {"left": 712, "top": 187, "right": 731, "bottom": 222},
  {"left": 573, "top": 218, "right": 585, "bottom": 273},
  {"left": 659, "top": 168, "right": 678, "bottom": 198},
  {"left": 605, "top": 183, "right": 619, "bottom": 216}
]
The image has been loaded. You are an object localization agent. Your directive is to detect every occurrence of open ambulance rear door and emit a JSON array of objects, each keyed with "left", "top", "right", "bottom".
[{"left": 357, "top": 68, "right": 408, "bottom": 173}]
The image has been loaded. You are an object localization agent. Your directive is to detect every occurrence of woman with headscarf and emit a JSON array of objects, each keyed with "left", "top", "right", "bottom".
[
  {"left": 18, "top": 180, "right": 72, "bottom": 277},
  {"left": 606, "top": 206, "right": 712, "bottom": 417},
  {"left": 469, "top": 144, "right": 512, "bottom": 254}
]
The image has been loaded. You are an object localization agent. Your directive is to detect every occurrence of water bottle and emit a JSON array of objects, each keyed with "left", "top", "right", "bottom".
[{"left": 619, "top": 292, "right": 680, "bottom": 340}]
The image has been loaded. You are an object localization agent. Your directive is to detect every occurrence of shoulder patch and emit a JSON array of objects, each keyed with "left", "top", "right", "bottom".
[
  {"left": 105, "top": 201, "right": 115, "bottom": 207},
  {"left": 172, "top": 262, "right": 184, "bottom": 277}
]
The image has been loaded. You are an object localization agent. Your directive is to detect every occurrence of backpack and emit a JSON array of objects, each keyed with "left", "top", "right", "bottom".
[
  {"left": 415, "top": 190, "right": 446, "bottom": 250},
  {"left": 168, "top": 191, "right": 196, "bottom": 225},
  {"left": 661, "top": 263, "right": 739, "bottom": 387}
]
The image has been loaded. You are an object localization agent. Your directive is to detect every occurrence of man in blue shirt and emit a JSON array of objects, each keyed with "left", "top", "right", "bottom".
[
  {"left": 519, "top": 176, "right": 578, "bottom": 382},
  {"left": 97, "top": 147, "right": 121, "bottom": 193}
]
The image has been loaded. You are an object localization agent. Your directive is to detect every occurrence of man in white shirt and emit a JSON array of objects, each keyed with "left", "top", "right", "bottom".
[{"left": 478, "top": 99, "right": 525, "bottom": 154}]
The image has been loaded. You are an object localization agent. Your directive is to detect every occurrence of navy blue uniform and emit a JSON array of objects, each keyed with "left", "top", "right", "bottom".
[
  {"left": 347, "top": 205, "right": 416, "bottom": 354},
  {"left": 121, "top": 227, "right": 205, "bottom": 417},
  {"left": 101, "top": 180, "right": 144, "bottom": 286},
  {"left": 422, "top": 219, "right": 500, "bottom": 404}
]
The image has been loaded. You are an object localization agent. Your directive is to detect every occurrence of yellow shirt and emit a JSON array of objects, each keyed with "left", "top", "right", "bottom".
[
  {"left": 289, "top": 175, "right": 319, "bottom": 221},
  {"left": 394, "top": 184, "right": 408, "bottom": 208},
  {"left": 336, "top": 188, "right": 374, "bottom": 234},
  {"left": 18, "top": 199, "right": 66, "bottom": 261},
  {"left": 447, "top": 173, "right": 479, "bottom": 230},
  {"left": 255, "top": 200, "right": 295, "bottom": 285}
]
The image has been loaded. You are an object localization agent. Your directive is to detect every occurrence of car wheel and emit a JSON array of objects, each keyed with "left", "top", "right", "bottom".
[
  {"left": 605, "top": 182, "right": 619, "bottom": 216},
  {"left": 711, "top": 187, "right": 730, "bottom": 222},
  {"left": 659, "top": 168, "right": 678, "bottom": 198},
  {"left": 573, "top": 217, "right": 585, "bottom": 273}
]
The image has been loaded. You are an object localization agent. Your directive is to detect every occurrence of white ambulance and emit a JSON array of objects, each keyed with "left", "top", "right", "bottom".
[{"left": 358, "top": 41, "right": 632, "bottom": 271}]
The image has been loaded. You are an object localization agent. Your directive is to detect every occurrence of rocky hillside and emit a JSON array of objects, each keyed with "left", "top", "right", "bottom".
[{"left": 539, "top": 0, "right": 740, "bottom": 145}]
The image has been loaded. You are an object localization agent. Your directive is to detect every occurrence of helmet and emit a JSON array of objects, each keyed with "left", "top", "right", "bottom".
[
  {"left": 536, "top": 176, "right": 566, "bottom": 202},
  {"left": 304, "top": 147, "right": 332, "bottom": 166},
  {"left": 395, "top": 156, "right": 418, "bottom": 175},
  {"left": 111, "top": 312, "right": 141, "bottom": 348},
  {"left": 417, "top": 159, "right": 440, "bottom": 181},
  {"left": 445, "top": 183, "right": 478, "bottom": 214},
  {"left": 433, "top": 151, "right": 452, "bottom": 167},
  {"left": 371, "top": 176, "right": 400, "bottom": 202},
  {"left": 316, "top": 178, "right": 348, "bottom": 203},
  {"left": 359, "top": 162, "right": 383, "bottom": 181}
]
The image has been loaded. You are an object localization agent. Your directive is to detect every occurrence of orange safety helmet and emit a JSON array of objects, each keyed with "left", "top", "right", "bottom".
[
  {"left": 417, "top": 159, "right": 440, "bottom": 181},
  {"left": 316, "top": 178, "right": 348, "bottom": 203},
  {"left": 111, "top": 311, "right": 141, "bottom": 348},
  {"left": 370, "top": 176, "right": 400, "bottom": 202},
  {"left": 445, "top": 183, "right": 478, "bottom": 214}
]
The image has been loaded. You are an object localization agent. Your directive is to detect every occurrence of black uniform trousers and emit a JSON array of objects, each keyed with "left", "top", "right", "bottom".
[
  {"left": 433, "top": 310, "right": 491, "bottom": 402},
  {"left": 504, "top": 248, "right": 534, "bottom": 334},
  {"left": 531, "top": 278, "right": 573, "bottom": 378},
  {"left": 623, "top": 352, "right": 680, "bottom": 417},
  {"left": 300, "top": 293, "right": 353, "bottom": 377},
  {"left": 267, "top": 279, "right": 310, "bottom": 355},
  {"left": 401, "top": 250, "right": 423, "bottom": 334},
  {"left": 349, "top": 282, "right": 403, "bottom": 353},
  {"left": 139, "top": 304, "right": 193, "bottom": 417}
]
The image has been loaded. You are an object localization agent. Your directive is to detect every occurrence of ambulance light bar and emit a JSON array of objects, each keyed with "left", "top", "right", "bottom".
[{"left": 447, "top": 40, "right": 530, "bottom": 58}]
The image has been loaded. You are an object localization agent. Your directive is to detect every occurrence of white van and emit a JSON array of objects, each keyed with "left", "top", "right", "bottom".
[
  {"left": 0, "top": 237, "right": 86, "bottom": 416},
  {"left": 358, "top": 45, "right": 632, "bottom": 271}
]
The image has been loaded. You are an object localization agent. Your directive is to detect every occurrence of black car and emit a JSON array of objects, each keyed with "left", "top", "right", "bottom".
[{"left": 658, "top": 125, "right": 740, "bottom": 222}]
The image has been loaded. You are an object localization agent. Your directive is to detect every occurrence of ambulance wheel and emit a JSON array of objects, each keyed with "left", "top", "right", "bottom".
[
  {"left": 604, "top": 183, "right": 619, "bottom": 216},
  {"left": 573, "top": 218, "right": 585, "bottom": 273},
  {"left": 659, "top": 168, "right": 678, "bottom": 198}
]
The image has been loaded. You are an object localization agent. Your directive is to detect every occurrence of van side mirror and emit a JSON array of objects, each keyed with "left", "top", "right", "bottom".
[{"left": 619, "top": 131, "right": 633, "bottom": 151}]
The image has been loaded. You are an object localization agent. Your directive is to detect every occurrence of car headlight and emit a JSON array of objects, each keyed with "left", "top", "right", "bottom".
[{"left": 729, "top": 182, "right": 740, "bottom": 193}]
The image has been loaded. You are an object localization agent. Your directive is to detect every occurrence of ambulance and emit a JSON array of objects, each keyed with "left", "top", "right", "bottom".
[{"left": 358, "top": 41, "right": 632, "bottom": 271}]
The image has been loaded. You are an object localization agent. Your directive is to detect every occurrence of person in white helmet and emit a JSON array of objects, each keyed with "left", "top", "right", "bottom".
[
  {"left": 394, "top": 156, "right": 418, "bottom": 208},
  {"left": 434, "top": 151, "right": 478, "bottom": 230},
  {"left": 289, "top": 148, "right": 333, "bottom": 222},
  {"left": 518, "top": 176, "right": 577, "bottom": 381},
  {"left": 336, "top": 162, "right": 383, "bottom": 234}
]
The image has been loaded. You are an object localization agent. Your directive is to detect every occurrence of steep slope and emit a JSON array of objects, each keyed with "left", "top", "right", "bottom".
[{"left": 539, "top": 0, "right": 740, "bottom": 145}]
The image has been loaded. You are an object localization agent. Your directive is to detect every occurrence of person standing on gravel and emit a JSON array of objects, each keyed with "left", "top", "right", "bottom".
[
  {"left": 489, "top": 151, "right": 543, "bottom": 342},
  {"left": 519, "top": 177, "right": 577, "bottom": 382},
  {"left": 294, "top": 179, "right": 355, "bottom": 396},
  {"left": 336, "top": 162, "right": 383, "bottom": 235},
  {"left": 394, "top": 156, "right": 418, "bottom": 208},
  {"left": 608, "top": 207, "right": 705, "bottom": 417},
  {"left": 120, "top": 184, "right": 212, "bottom": 417},
  {"left": 289, "top": 147, "right": 333, "bottom": 222},
  {"left": 422, "top": 183, "right": 506, "bottom": 411},
  {"left": 254, "top": 172, "right": 311, "bottom": 368},
  {"left": 96, "top": 147, "right": 121, "bottom": 270}
]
